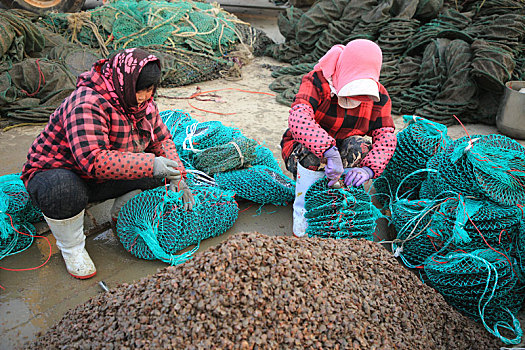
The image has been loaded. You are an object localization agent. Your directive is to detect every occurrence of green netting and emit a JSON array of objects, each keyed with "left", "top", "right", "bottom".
[
  {"left": 426, "top": 134, "right": 525, "bottom": 206},
  {"left": 304, "top": 177, "right": 381, "bottom": 240},
  {"left": 193, "top": 137, "right": 258, "bottom": 175},
  {"left": 116, "top": 185, "right": 238, "bottom": 264},
  {"left": 0, "top": 173, "right": 42, "bottom": 260},
  {"left": 214, "top": 165, "right": 295, "bottom": 206},
  {"left": 424, "top": 249, "right": 524, "bottom": 344},
  {"left": 373, "top": 115, "right": 451, "bottom": 205},
  {"left": 252, "top": 145, "right": 282, "bottom": 172},
  {"left": 390, "top": 198, "right": 450, "bottom": 268}
]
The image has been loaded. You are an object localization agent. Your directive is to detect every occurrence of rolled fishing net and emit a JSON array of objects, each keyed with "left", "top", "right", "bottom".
[
  {"left": 214, "top": 165, "right": 295, "bottom": 206},
  {"left": 374, "top": 115, "right": 451, "bottom": 205},
  {"left": 304, "top": 178, "right": 381, "bottom": 240},
  {"left": 425, "top": 134, "right": 525, "bottom": 206},
  {"left": 116, "top": 185, "right": 238, "bottom": 265},
  {"left": 193, "top": 137, "right": 258, "bottom": 175},
  {"left": 0, "top": 173, "right": 42, "bottom": 260},
  {"left": 424, "top": 249, "right": 524, "bottom": 345}
]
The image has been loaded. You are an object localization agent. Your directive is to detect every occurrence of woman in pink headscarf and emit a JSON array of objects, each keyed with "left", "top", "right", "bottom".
[{"left": 280, "top": 39, "right": 397, "bottom": 237}]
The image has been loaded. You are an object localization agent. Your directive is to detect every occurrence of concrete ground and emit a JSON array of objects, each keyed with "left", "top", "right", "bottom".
[{"left": 1, "top": 3, "right": 524, "bottom": 349}]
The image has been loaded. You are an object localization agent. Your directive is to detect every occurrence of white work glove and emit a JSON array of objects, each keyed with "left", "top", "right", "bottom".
[
  {"left": 170, "top": 178, "right": 195, "bottom": 211},
  {"left": 153, "top": 156, "right": 182, "bottom": 181}
]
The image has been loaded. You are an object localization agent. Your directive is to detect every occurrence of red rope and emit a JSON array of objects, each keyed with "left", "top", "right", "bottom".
[
  {"left": 0, "top": 213, "right": 53, "bottom": 289},
  {"left": 20, "top": 59, "right": 45, "bottom": 97}
]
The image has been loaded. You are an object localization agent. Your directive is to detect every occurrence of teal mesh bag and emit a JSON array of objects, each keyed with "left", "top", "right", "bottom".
[
  {"left": 214, "top": 165, "right": 295, "bottom": 205},
  {"left": 424, "top": 249, "right": 524, "bottom": 345},
  {"left": 304, "top": 178, "right": 381, "bottom": 240},
  {"left": 426, "top": 134, "right": 525, "bottom": 205},
  {"left": 373, "top": 115, "right": 451, "bottom": 205},
  {"left": 515, "top": 222, "right": 525, "bottom": 282},
  {"left": 116, "top": 185, "right": 238, "bottom": 264},
  {"left": 0, "top": 173, "right": 42, "bottom": 260}
]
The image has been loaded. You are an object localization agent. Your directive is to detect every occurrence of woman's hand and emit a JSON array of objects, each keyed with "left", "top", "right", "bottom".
[
  {"left": 344, "top": 167, "right": 374, "bottom": 187},
  {"left": 323, "top": 146, "right": 344, "bottom": 187}
]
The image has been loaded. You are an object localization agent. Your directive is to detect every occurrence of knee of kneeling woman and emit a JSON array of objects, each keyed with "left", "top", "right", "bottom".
[{"left": 27, "top": 169, "right": 89, "bottom": 220}]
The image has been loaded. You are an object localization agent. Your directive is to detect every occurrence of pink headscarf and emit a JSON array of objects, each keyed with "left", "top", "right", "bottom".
[{"left": 314, "top": 39, "right": 382, "bottom": 102}]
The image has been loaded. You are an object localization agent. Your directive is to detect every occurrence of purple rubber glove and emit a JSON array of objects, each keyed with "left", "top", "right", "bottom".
[
  {"left": 344, "top": 167, "right": 374, "bottom": 187},
  {"left": 323, "top": 146, "right": 344, "bottom": 187}
]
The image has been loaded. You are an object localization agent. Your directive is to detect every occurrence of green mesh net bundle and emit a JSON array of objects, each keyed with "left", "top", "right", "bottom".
[
  {"left": 424, "top": 249, "right": 524, "bottom": 344},
  {"left": 424, "top": 134, "right": 525, "bottom": 206},
  {"left": 193, "top": 137, "right": 258, "bottom": 175},
  {"left": 116, "top": 185, "right": 238, "bottom": 265},
  {"left": 214, "top": 165, "right": 295, "bottom": 206},
  {"left": 0, "top": 173, "right": 42, "bottom": 260},
  {"left": 373, "top": 115, "right": 451, "bottom": 205},
  {"left": 304, "top": 177, "right": 381, "bottom": 240}
]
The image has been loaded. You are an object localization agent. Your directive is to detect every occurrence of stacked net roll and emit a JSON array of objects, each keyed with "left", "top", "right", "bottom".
[
  {"left": 304, "top": 178, "right": 381, "bottom": 240},
  {"left": 116, "top": 186, "right": 238, "bottom": 265},
  {"left": 0, "top": 173, "right": 42, "bottom": 260},
  {"left": 373, "top": 115, "right": 451, "bottom": 205},
  {"left": 39, "top": 0, "right": 273, "bottom": 88}
]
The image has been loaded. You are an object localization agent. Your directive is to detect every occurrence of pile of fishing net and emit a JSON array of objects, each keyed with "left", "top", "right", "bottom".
[
  {"left": 381, "top": 116, "right": 525, "bottom": 344},
  {"left": 304, "top": 177, "right": 381, "bottom": 240},
  {"left": 40, "top": 0, "right": 274, "bottom": 87},
  {"left": 0, "top": 173, "right": 42, "bottom": 261},
  {"left": 373, "top": 115, "right": 451, "bottom": 204},
  {"left": 267, "top": 0, "right": 525, "bottom": 125},
  {"left": 113, "top": 109, "right": 295, "bottom": 263},
  {"left": 0, "top": 9, "right": 99, "bottom": 126}
]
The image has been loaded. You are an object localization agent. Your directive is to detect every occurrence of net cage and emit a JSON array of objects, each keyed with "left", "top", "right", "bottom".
[
  {"left": 304, "top": 177, "right": 381, "bottom": 240},
  {"left": 214, "top": 165, "right": 295, "bottom": 206},
  {"left": 116, "top": 185, "right": 238, "bottom": 264},
  {"left": 373, "top": 115, "right": 452, "bottom": 206},
  {"left": 391, "top": 194, "right": 523, "bottom": 266},
  {"left": 425, "top": 134, "right": 525, "bottom": 206},
  {"left": 0, "top": 173, "right": 42, "bottom": 260},
  {"left": 424, "top": 249, "right": 525, "bottom": 344}
]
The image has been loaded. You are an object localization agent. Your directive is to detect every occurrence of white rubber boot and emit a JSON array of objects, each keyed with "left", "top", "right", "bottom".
[
  {"left": 293, "top": 162, "right": 325, "bottom": 237},
  {"left": 110, "top": 190, "right": 141, "bottom": 223},
  {"left": 44, "top": 210, "right": 96, "bottom": 279}
]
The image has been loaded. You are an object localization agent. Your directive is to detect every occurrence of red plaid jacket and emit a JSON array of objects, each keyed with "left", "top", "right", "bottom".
[
  {"left": 21, "top": 65, "right": 183, "bottom": 186},
  {"left": 281, "top": 69, "right": 396, "bottom": 177}
]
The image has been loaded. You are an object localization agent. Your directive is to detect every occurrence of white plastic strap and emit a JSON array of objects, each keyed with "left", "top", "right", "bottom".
[{"left": 229, "top": 141, "right": 244, "bottom": 166}]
